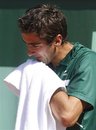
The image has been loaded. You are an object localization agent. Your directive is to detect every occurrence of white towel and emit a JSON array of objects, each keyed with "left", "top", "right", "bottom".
[{"left": 4, "top": 59, "right": 66, "bottom": 130}]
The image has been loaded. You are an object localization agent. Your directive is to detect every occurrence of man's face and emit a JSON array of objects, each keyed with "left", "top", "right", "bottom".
[{"left": 21, "top": 33, "right": 57, "bottom": 64}]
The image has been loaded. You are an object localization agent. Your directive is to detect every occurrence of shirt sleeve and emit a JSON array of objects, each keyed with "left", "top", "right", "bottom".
[{"left": 67, "top": 52, "right": 96, "bottom": 110}]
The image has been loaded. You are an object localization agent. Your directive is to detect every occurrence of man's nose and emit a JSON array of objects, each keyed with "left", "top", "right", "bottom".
[{"left": 27, "top": 48, "right": 36, "bottom": 57}]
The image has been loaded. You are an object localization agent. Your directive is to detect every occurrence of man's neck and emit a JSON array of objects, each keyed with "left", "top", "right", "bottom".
[{"left": 51, "top": 42, "right": 74, "bottom": 67}]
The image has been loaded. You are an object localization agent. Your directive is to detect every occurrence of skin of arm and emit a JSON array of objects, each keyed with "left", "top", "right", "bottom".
[{"left": 50, "top": 90, "right": 86, "bottom": 127}]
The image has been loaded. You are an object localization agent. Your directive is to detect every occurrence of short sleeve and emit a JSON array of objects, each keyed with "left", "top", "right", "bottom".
[{"left": 67, "top": 52, "right": 96, "bottom": 110}]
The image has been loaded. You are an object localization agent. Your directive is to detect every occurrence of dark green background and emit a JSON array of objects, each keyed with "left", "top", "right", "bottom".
[
  {"left": 0, "top": 0, "right": 96, "bottom": 9},
  {"left": 0, "top": 9, "right": 96, "bottom": 66},
  {"left": 0, "top": 1, "right": 96, "bottom": 130}
]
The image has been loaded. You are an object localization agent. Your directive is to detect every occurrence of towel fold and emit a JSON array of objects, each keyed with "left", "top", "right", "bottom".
[{"left": 4, "top": 59, "right": 66, "bottom": 130}]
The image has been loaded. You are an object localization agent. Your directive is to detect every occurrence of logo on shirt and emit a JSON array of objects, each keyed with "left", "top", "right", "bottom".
[
  {"left": 63, "top": 70, "right": 67, "bottom": 76},
  {"left": 62, "top": 70, "right": 70, "bottom": 87}
]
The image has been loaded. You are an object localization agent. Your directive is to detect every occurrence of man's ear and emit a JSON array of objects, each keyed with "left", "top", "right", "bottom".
[{"left": 54, "top": 34, "right": 63, "bottom": 46}]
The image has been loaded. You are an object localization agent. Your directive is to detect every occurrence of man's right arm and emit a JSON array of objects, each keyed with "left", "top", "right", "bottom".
[{"left": 50, "top": 90, "right": 86, "bottom": 127}]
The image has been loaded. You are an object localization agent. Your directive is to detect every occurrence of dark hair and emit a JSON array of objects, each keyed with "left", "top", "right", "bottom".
[{"left": 18, "top": 4, "right": 67, "bottom": 44}]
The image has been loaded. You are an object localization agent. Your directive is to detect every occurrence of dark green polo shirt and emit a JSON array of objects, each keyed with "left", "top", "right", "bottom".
[{"left": 49, "top": 42, "right": 96, "bottom": 130}]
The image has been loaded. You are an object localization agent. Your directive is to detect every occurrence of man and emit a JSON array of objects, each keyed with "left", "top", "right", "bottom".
[{"left": 18, "top": 4, "right": 96, "bottom": 130}]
